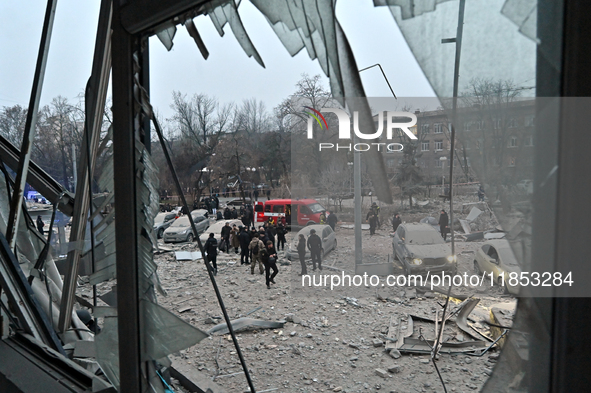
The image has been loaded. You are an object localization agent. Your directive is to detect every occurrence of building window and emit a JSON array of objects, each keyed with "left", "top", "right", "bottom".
[
  {"left": 463, "top": 121, "right": 471, "bottom": 131},
  {"left": 508, "top": 136, "right": 518, "bottom": 148},
  {"left": 421, "top": 124, "right": 430, "bottom": 134},
  {"left": 508, "top": 157, "right": 516, "bottom": 167},
  {"left": 508, "top": 117, "right": 517, "bottom": 128},
  {"left": 436, "top": 159, "right": 443, "bottom": 168},
  {"left": 475, "top": 120, "right": 485, "bottom": 130},
  {"left": 493, "top": 118, "right": 501, "bottom": 129},
  {"left": 524, "top": 135, "right": 534, "bottom": 146},
  {"left": 434, "top": 123, "right": 443, "bottom": 133},
  {"left": 525, "top": 115, "right": 535, "bottom": 127},
  {"left": 435, "top": 140, "right": 443, "bottom": 151},
  {"left": 421, "top": 141, "right": 430, "bottom": 151},
  {"left": 387, "top": 158, "right": 396, "bottom": 168}
]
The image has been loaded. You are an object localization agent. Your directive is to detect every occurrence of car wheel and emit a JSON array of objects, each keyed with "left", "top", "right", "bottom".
[
  {"left": 187, "top": 233, "right": 194, "bottom": 242},
  {"left": 157, "top": 228, "right": 164, "bottom": 239},
  {"left": 473, "top": 261, "right": 481, "bottom": 275},
  {"left": 306, "top": 221, "right": 316, "bottom": 226}
]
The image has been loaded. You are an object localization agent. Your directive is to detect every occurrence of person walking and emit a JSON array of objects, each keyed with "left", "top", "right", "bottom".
[
  {"left": 211, "top": 195, "right": 219, "bottom": 215},
  {"left": 204, "top": 233, "right": 219, "bottom": 275},
  {"left": 239, "top": 226, "right": 251, "bottom": 265},
  {"left": 366, "top": 211, "right": 378, "bottom": 236},
  {"left": 253, "top": 189, "right": 259, "bottom": 201},
  {"left": 248, "top": 233, "right": 265, "bottom": 275},
  {"left": 276, "top": 222, "right": 287, "bottom": 251},
  {"left": 220, "top": 222, "right": 231, "bottom": 253},
  {"left": 297, "top": 234, "right": 307, "bottom": 275},
  {"left": 261, "top": 240, "right": 278, "bottom": 289},
  {"left": 326, "top": 211, "right": 338, "bottom": 231},
  {"left": 230, "top": 224, "right": 240, "bottom": 253},
  {"left": 391, "top": 213, "right": 402, "bottom": 232},
  {"left": 266, "top": 222, "right": 276, "bottom": 249},
  {"left": 478, "top": 185, "right": 485, "bottom": 202},
  {"left": 36, "top": 215, "right": 44, "bottom": 235},
  {"left": 439, "top": 209, "right": 449, "bottom": 240},
  {"left": 370, "top": 202, "right": 381, "bottom": 228},
  {"left": 307, "top": 228, "right": 322, "bottom": 271}
]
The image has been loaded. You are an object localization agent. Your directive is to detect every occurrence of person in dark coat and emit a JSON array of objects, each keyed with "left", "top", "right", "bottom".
[
  {"left": 36, "top": 215, "right": 44, "bottom": 235},
  {"left": 239, "top": 226, "right": 251, "bottom": 265},
  {"left": 276, "top": 223, "right": 287, "bottom": 251},
  {"left": 266, "top": 222, "right": 276, "bottom": 249},
  {"left": 259, "top": 228, "right": 270, "bottom": 246},
  {"left": 204, "top": 233, "right": 219, "bottom": 275},
  {"left": 297, "top": 234, "right": 307, "bottom": 275},
  {"left": 223, "top": 207, "right": 231, "bottom": 219},
  {"left": 307, "top": 228, "right": 323, "bottom": 270},
  {"left": 326, "top": 211, "right": 338, "bottom": 231},
  {"left": 261, "top": 240, "right": 278, "bottom": 289},
  {"left": 366, "top": 211, "right": 378, "bottom": 236},
  {"left": 439, "top": 209, "right": 449, "bottom": 240},
  {"left": 231, "top": 207, "right": 238, "bottom": 219},
  {"left": 391, "top": 213, "right": 402, "bottom": 232},
  {"left": 253, "top": 189, "right": 259, "bottom": 201},
  {"left": 220, "top": 222, "right": 232, "bottom": 253},
  {"left": 211, "top": 195, "right": 220, "bottom": 215}
]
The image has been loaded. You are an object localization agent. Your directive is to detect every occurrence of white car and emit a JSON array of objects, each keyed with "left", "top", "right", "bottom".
[
  {"left": 286, "top": 224, "right": 337, "bottom": 261},
  {"left": 473, "top": 239, "right": 521, "bottom": 295},
  {"left": 198, "top": 219, "right": 243, "bottom": 244}
]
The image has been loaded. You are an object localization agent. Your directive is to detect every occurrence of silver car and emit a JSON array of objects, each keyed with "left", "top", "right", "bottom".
[
  {"left": 392, "top": 223, "right": 456, "bottom": 276},
  {"left": 153, "top": 212, "right": 177, "bottom": 239},
  {"left": 163, "top": 212, "right": 209, "bottom": 243},
  {"left": 286, "top": 224, "right": 337, "bottom": 261},
  {"left": 474, "top": 239, "right": 521, "bottom": 295}
]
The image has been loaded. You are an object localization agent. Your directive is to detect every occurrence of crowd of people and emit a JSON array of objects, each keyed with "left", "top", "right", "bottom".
[{"left": 212, "top": 218, "right": 287, "bottom": 288}]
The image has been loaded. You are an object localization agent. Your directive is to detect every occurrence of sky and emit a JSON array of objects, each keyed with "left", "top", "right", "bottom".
[{"left": 0, "top": 1, "right": 436, "bottom": 121}]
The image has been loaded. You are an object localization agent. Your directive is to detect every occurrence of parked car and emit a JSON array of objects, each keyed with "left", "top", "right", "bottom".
[
  {"left": 392, "top": 223, "right": 456, "bottom": 276},
  {"left": 473, "top": 239, "right": 521, "bottom": 295},
  {"left": 286, "top": 224, "right": 336, "bottom": 261},
  {"left": 153, "top": 212, "right": 177, "bottom": 238},
  {"left": 198, "top": 219, "right": 243, "bottom": 244},
  {"left": 163, "top": 212, "right": 209, "bottom": 243}
]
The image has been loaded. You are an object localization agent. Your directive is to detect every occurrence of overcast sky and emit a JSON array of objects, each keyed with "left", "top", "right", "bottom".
[{"left": 0, "top": 1, "right": 436, "bottom": 120}]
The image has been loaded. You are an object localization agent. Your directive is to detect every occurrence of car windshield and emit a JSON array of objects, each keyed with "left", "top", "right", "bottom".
[
  {"left": 498, "top": 247, "right": 519, "bottom": 266},
  {"left": 170, "top": 215, "right": 199, "bottom": 227},
  {"left": 307, "top": 203, "right": 325, "bottom": 214},
  {"left": 154, "top": 214, "right": 171, "bottom": 224},
  {"left": 405, "top": 229, "right": 446, "bottom": 245}
]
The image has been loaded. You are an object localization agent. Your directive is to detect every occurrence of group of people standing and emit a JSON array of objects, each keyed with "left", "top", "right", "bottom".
[
  {"left": 295, "top": 228, "right": 323, "bottom": 275},
  {"left": 217, "top": 219, "right": 286, "bottom": 288}
]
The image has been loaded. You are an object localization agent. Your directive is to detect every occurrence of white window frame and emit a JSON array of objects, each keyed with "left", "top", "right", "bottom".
[
  {"left": 435, "top": 140, "right": 443, "bottom": 151},
  {"left": 421, "top": 141, "right": 430, "bottom": 151}
]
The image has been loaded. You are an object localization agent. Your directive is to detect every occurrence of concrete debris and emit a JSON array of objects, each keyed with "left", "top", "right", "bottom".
[
  {"left": 466, "top": 206, "right": 483, "bottom": 222},
  {"left": 484, "top": 232, "right": 506, "bottom": 239},
  {"left": 174, "top": 251, "right": 202, "bottom": 261},
  {"left": 375, "top": 368, "right": 388, "bottom": 378},
  {"left": 207, "top": 317, "right": 285, "bottom": 335}
]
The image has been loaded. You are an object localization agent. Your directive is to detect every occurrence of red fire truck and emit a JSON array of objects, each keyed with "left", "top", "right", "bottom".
[{"left": 253, "top": 199, "right": 326, "bottom": 226}]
